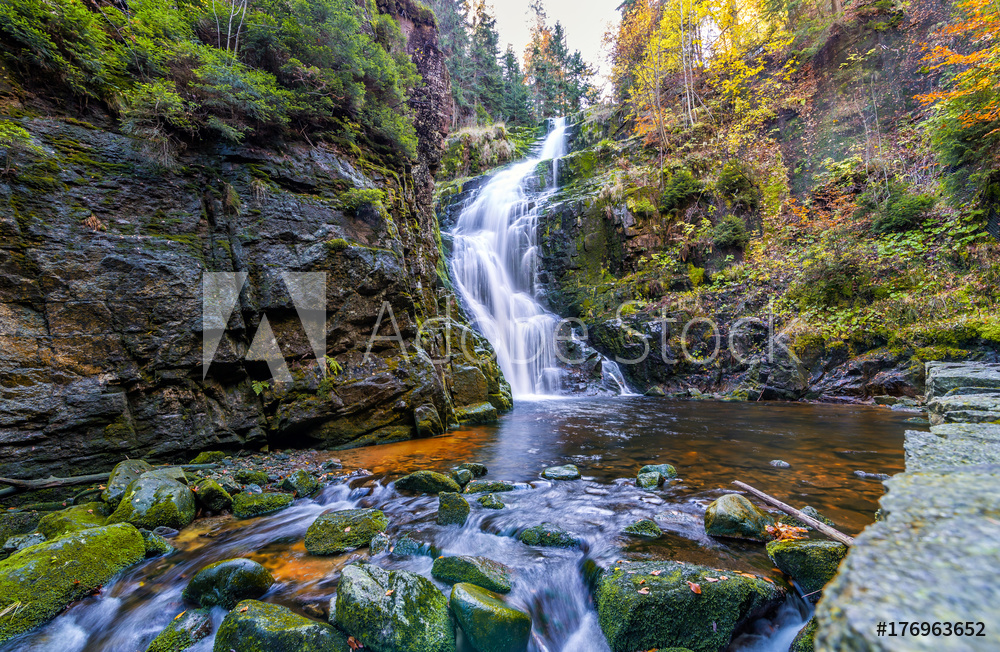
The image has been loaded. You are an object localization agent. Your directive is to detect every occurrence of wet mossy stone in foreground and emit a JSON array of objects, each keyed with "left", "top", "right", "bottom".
[
  {"left": 464, "top": 480, "right": 515, "bottom": 494},
  {"left": 194, "top": 478, "right": 232, "bottom": 512},
  {"left": 451, "top": 468, "right": 474, "bottom": 486},
  {"left": 594, "top": 560, "right": 785, "bottom": 652},
  {"left": 139, "top": 528, "right": 175, "bottom": 557},
  {"left": 622, "top": 519, "right": 662, "bottom": 538},
  {"left": 766, "top": 539, "right": 847, "bottom": 602},
  {"left": 703, "top": 494, "right": 775, "bottom": 542},
  {"left": 636, "top": 471, "right": 663, "bottom": 489},
  {"left": 449, "top": 582, "right": 531, "bottom": 652},
  {"left": 334, "top": 563, "right": 456, "bottom": 652},
  {"left": 216, "top": 599, "right": 347, "bottom": 651},
  {"left": 437, "top": 492, "right": 470, "bottom": 526},
  {"left": 304, "top": 508, "right": 389, "bottom": 555},
  {"left": 640, "top": 463, "right": 677, "bottom": 479},
  {"left": 102, "top": 459, "right": 153, "bottom": 509},
  {"left": 477, "top": 493, "right": 505, "bottom": 509},
  {"left": 370, "top": 532, "right": 391, "bottom": 555},
  {"left": 280, "top": 469, "right": 320, "bottom": 497},
  {"left": 395, "top": 470, "right": 461, "bottom": 494},
  {"left": 457, "top": 462, "right": 488, "bottom": 477},
  {"left": 145, "top": 608, "right": 212, "bottom": 652},
  {"left": 106, "top": 473, "right": 197, "bottom": 530},
  {"left": 235, "top": 469, "right": 270, "bottom": 486},
  {"left": 0, "top": 511, "right": 41, "bottom": 546},
  {"left": 232, "top": 492, "right": 294, "bottom": 519},
  {"left": 182, "top": 558, "right": 274, "bottom": 609},
  {"left": 517, "top": 525, "right": 579, "bottom": 548},
  {"left": 789, "top": 618, "right": 817, "bottom": 652},
  {"left": 542, "top": 464, "right": 581, "bottom": 480},
  {"left": 432, "top": 555, "right": 514, "bottom": 593},
  {"left": 36, "top": 502, "right": 110, "bottom": 539},
  {"left": 0, "top": 523, "right": 146, "bottom": 644}
]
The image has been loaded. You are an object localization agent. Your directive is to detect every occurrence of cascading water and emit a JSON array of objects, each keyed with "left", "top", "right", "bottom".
[{"left": 449, "top": 118, "right": 571, "bottom": 397}]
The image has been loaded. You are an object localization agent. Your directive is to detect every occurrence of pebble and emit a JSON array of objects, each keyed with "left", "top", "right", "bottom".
[
  {"left": 854, "top": 470, "right": 891, "bottom": 481},
  {"left": 769, "top": 460, "right": 791, "bottom": 468}
]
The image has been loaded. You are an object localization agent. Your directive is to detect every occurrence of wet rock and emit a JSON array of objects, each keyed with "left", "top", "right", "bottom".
[
  {"left": 194, "top": 478, "right": 233, "bottom": 512},
  {"left": 437, "top": 492, "right": 470, "bottom": 526},
  {"left": 2, "top": 533, "right": 45, "bottom": 556},
  {"left": 639, "top": 463, "right": 677, "bottom": 479},
  {"left": 244, "top": 484, "right": 263, "bottom": 495},
  {"left": 769, "top": 459, "right": 791, "bottom": 468},
  {"left": 853, "top": 470, "right": 890, "bottom": 481},
  {"left": 322, "top": 459, "right": 344, "bottom": 470},
  {"left": 183, "top": 558, "right": 274, "bottom": 609},
  {"left": 451, "top": 468, "right": 474, "bottom": 486},
  {"left": 415, "top": 403, "right": 444, "bottom": 437},
  {"left": 37, "top": 502, "right": 110, "bottom": 539},
  {"left": 0, "top": 512, "right": 41, "bottom": 546},
  {"left": 622, "top": 519, "right": 662, "bottom": 538},
  {"left": 216, "top": 600, "right": 347, "bottom": 651},
  {"left": 477, "top": 493, "right": 505, "bottom": 509},
  {"left": 779, "top": 506, "right": 835, "bottom": 531},
  {"left": 452, "top": 364, "right": 489, "bottom": 405},
  {"left": 153, "top": 526, "right": 180, "bottom": 538},
  {"left": 703, "top": 494, "right": 775, "bottom": 542},
  {"left": 636, "top": 472, "right": 663, "bottom": 489},
  {"left": 542, "top": 464, "right": 581, "bottom": 480},
  {"left": 139, "top": 528, "right": 175, "bottom": 557},
  {"left": 766, "top": 540, "right": 847, "bottom": 602},
  {"left": 145, "top": 608, "right": 212, "bottom": 652},
  {"left": 517, "top": 525, "right": 579, "bottom": 548},
  {"left": 449, "top": 582, "right": 531, "bottom": 652},
  {"left": 304, "top": 508, "right": 389, "bottom": 555},
  {"left": 333, "top": 563, "right": 455, "bottom": 652},
  {"left": 390, "top": 533, "right": 438, "bottom": 558},
  {"left": 925, "top": 362, "right": 1000, "bottom": 399},
  {"left": 145, "top": 467, "right": 188, "bottom": 484},
  {"left": 106, "top": 474, "right": 197, "bottom": 530},
  {"left": 232, "top": 492, "right": 294, "bottom": 519},
  {"left": 280, "top": 469, "right": 320, "bottom": 497},
  {"left": 455, "top": 402, "right": 499, "bottom": 424},
  {"left": 464, "top": 480, "right": 515, "bottom": 494},
  {"left": 594, "top": 560, "right": 785, "bottom": 652},
  {"left": 790, "top": 618, "right": 816, "bottom": 652},
  {"left": 235, "top": 469, "right": 269, "bottom": 486},
  {"left": 102, "top": 460, "right": 153, "bottom": 509},
  {"left": 458, "top": 462, "right": 489, "bottom": 477},
  {"left": 0, "top": 523, "right": 145, "bottom": 644},
  {"left": 370, "top": 532, "right": 391, "bottom": 555},
  {"left": 190, "top": 451, "right": 227, "bottom": 464},
  {"left": 395, "top": 470, "right": 461, "bottom": 494},
  {"left": 432, "top": 555, "right": 513, "bottom": 593}
]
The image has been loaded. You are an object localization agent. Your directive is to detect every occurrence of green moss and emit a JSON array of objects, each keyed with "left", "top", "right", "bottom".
[
  {"left": 463, "top": 480, "right": 514, "bottom": 494},
  {"left": 304, "top": 508, "right": 388, "bottom": 554},
  {"left": 106, "top": 475, "right": 196, "bottom": 530},
  {"left": 215, "top": 600, "right": 347, "bottom": 652},
  {"left": 517, "top": 525, "right": 580, "bottom": 548},
  {"left": 477, "top": 493, "right": 505, "bottom": 509},
  {"left": 326, "top": 237, "right": 350, "bottom": 252},
  {"left": 790, "top": 618, "right": 817, "bottom": 652},
  {"left": 766, "top": 540, "right": 847, "bottom": 601},
  {"left": 232, "top": 492, "right": 294, "bottom": 519},
  {"left": 146, "top": 609, "right": 212, "bottom": 652},
  {"left": 182, "top": 558, "right": 274, "bottom": 609},
  {"left": 639, "top": 463, "right": 677, "bottom": 479},
  {"left": 437, "top": 492, "right": 470, "bottom": 526},
  {"left": 704, "top": 494, "right": 775, "bottom": 542},
  {"left": 139, "top": 528, "right": 175, "bottom": 557},
  {"left": 396, "top": 470, "right": 461, "bottom": 494},
  {"left": 432, "top": 556, "right": 513, "bottom": 593},
  {"left": 193, "top": 478, "right": 232, "bottom": 512},
  {"left": 36, "top": 502, "right": 109, "bottom": 539},
  {"left": 234, "top": 469, "right": 269, "bottom": 485},
  {"left": 448, "top": 583, "right": 531, "bottom": 652},
  {"left": 280, "top": 469, "right": 320, "bottom": 497},
  {"left": 622, "top": 519, "right": 662, "bottom": 538},
  {"left": 190, "top": 451, "right": 227, "bottom": 464}
]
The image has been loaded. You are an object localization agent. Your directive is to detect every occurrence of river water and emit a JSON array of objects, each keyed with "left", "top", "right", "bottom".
[{"left": 4, "top": 398, "right": 912, "bottom": 652}]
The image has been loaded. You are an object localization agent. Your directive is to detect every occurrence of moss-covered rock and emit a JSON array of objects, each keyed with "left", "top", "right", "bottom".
[
  {"left": 333, "top": 563, "right": 456, "bottom": 652},
  {"left": 194, "top": 478, "right": 233, "bottom": 512},
  {"left": 102, "top": 459, "right": 153, "bottom": 509},
  {"left": 766, "top": 539, "right": 847, "bottom": 601},
  {"left": 191, "top": 451, "right": 227, "bottom": 464},
  {"left": 464, "top": 480, "right": 514, "bottom": 494},
  {"left": 457, "top": 462, "right": 488, "bottom": 477},
  {"left": 182, "top": 558, "right": 274, "bottom": 609},
  {"left": 636, "top": 472, "right": 663, "bottom": 489},
  {"left": 395, "top": 470, "right": 461, "bottom": 494},
  {"left": 704, "top": 494, "right": 775, "bottom": 542},
  {"left": 622, "top": 519, "right": 662, "bottom": 538},
  {"left": 370, "top": 532, "right": 391, "bottom": 555},
  {"left": 455, "top": 402, "right": 499, "bottom": 424},
  {"left": 216, "top": 599, "right": 348, "bottom": 651},
  {"left": 789, "top": 618, "right": 816, "bottom": 652},
  {"left": 477, "top": 493, "right": 505, "bottom": 509},
  {"left": 0, "top": 511, "right": 41, "bottom": 546},
  {"left": 390, "top": 534, "right": 439, "bottom": 558},
  {"left": 437, "top": 492, "right": 470, "bottom": 526},
  {"left": 639, "top": 463, "right": 677, "bottom": 479},
  {"left": 36, "top": 502, "right": 109, "bottom": 539},
  {"left": 145, "top": 608, "right": 212, "bottom": 652},
  {"left": 432, "top": 555, "right": 513, "bottom": 593},
  {"left": 449, "top": 583, "right": 531, "bottom": 652},
  {"left": 280, "top": 470, "right": 320, "bottom": 497},
  {"left": 2, "top": 533, "right": 45, "bottom": 557},
  {"left": 0, "top": 523, "right": 146, "bottom": 644},
  {"left": 517, "top": 525, "right": 579, "bottom": 548},
  {"left": 594, "top": 560, "right": 785, "bottom": 652},
  {"left": 451, "top": 468, "right": 474, "bottom": 486},
  {"left": 106, "top": 474, "right": 197, "bottom": 530},
  {"left": 542, "top": 464, "right": 581, "bottom": 480},
  {"left": 235, "top": 469, "right": 269, "bottom": 486},
  {"left": 779, "top": 506, "right": 835, "bottom": 531},
  {"left": 140, "top": 528, "right": 176, "bottom": 557},
  {"left": 232, "top": 492, "right": 294, "bottom": 519},
  {"left": 304, "top": 508, "right": 389, "bottom": 555}
]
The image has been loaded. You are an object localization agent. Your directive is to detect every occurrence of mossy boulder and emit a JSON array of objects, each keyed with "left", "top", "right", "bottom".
[
  {"left": 594, "top": 560, "right": 785, "bottom": 652},
  {"left": 280, "top": 469, "right": 320, "bottom": 497},
  {"left": 779, "top": 506, "right": 835, "bottom": 531},
  {"left": 517, "top": 525, "right": 579, "bottom": 548},
  {"left": 390, "top": 534, "right": 438, "bottom": 558},
  {"left": 235, "top": 469, "right": 269, "bottom": 486},
  {"left": 449, "top": 583, "right": 531, "bottom": 652},
  {"left": 216, "top": 599, "right": 348, "bottom": 651},
  {"left": 464, "top": 480, "right": 514, "bottom": 494},
  {"left": 144, "top": 467, "right": 188, "bottom": 484},
  {"left": 182, "top": 558, "right": 274, "bottom": 609},
  {"left": 636, "top": 472, "right": 663, "bottom": 489},
  {"left": 458, "top": 462, "right": 488, "bottom": 477},
  {"left": 766, "top": 539, "right": 847, "bottom": 601},
  {"left": 304, "top": 508, "right": 389, "bottom": 555},
  {"left": 432, "top": 555, "right": 513, "bottom": 593},
  {"left": 194, "top": 478, "right": 233, "bottom": 512},
  {"left": 37, "top": 502, "right": 109, "bottom": 539},
  {"left": 790, "top": 618, "right": 816, "bottom": 652},
  {"left": 455, "top": 402, "right": 498, "bottom": 424},
  {"left": 333, "top": 563, "right": 456, "bottom": 652},
  {"left": 640, "top": 463, "right": 677, "bottom": 479},
  {"left": 2, "top": 533, "right": 45, "bottom": 557},
  {"left": 477, "top": 493, "right": 505, "bottom": 509},
  {"left": 542, "top": 464, "right": 581, "bottom": 480},
  {"left": 622, "top": 519, "right": 662, "bottom": 538},
  {"left": 395, "top": 470, "right": 461, "bottom": 495},
  {"left": 191, "top": 451, "right": 227, "bottom": 464},
  {"left": 140, "top": 528, "right": 176, "bottom": 557},
  {"left": 232, "top": 492, "right": 294, "bottom": 519},
  {"left": 106, "top": 474, "right": 197, "bottom": 530},
  {"left": 437, "top": 492, "right": 470, "bottom": 526},
  {"left": 102, "top": 459, "right": 153, "bottom": 509},
  {"left": 0, "top": 511, "right": 41, "bottom": 545},
  {"left": 704, "top": 494, "right": 775, "bottom": 542},
  {"left": 451, "top": 468, "right": 474, "bottom": 486},
  {"left": 0, "top": 523, "right": 146, "bottom": 644},
  {"left": 145, "top": 608, "right": 212, "bottom": 652}
]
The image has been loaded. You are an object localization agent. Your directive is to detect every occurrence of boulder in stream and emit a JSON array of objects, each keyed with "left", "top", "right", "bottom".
[
  {"left": 0, "top": 523, "right": 146, "bottom": 644},
  {"left": 102, "top": 459, "right": 153, "bottom": 509},
  {"left": 449, "top": 582, "right": 531, "bottom": 652},
  {"left": 451, "top": 468, "right": 474, "bottom": 487},
  {"left": 766, "top": 539, "right": 847, "bottom": 602},
  {"left": 477, "top": 493, "right": 505, "bottom": 509},
  {"left": 464, "top": 480, "right": 515, "bottom": 494},
  {"left": 517, "top": 525, "right": 580, "bottom": 548},
  {"left": 432, "top": 555, "right": 513, "bottom": 593},
  {"left": 106, "top": 473, "right": 197, "bottom": 530},
  {"left": 790, "top": 618, "right": 817, "bottom": 652},
  {"left": 139, "top": 528, "right": 175, "bottom": 557},
  {"left": 395, "top": 470, "right": 461, "bottom": 494},
  {"left": 542, "top": 464, "right": 581, "bottom": 480},
  {"left": 636, "top": 472, "right": 663, "bottom": 489},
  {"left": 194, "top": 478, "right": 232, "bottom": 512},
  {"left": 145, "top": 608, "right": 212, "bottom": 652},
  {"left": 216, "top": 600, "right": 347, "bottom": 651},
  {"left": 231, "top": 492, "right": 294, "bottom": 519},
  {"left": 703, "top": 494, "right": 775, "bottom": 542},
  {"left": 370, "top": 532, "right": 391, "bottom": 555},
  {"left": 36, "top": 502, "right": 110, "bottom": 539},
  {"left": 457, "top": 462, "right": 489, "bottom": 477},
  {"left": 182, "top": 558, "right": 274, "bottom": 609},
  {"left": 639, "top": 463, "right": 677, "bottom": 479},
  {"left": 304, "top": 508, "right": 389, "bottom": 555},
  {"left": 437, "top": 492, "right": 470, "bottom": 526},
  {"left": 280, "top": 469, "right": 321, "bottom": 497},
  {"left": 622, "top": 519, "right": 662, "bottom": 538},
  {"left": 333, "top": 563, "right": 456, "bottom": 652}
]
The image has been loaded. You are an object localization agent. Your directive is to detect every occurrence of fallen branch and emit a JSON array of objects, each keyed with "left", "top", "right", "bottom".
[
  {"left": 0, "top": 464, "right": 219, "bottom": 496},
  {"left": 732, "top": 480, "right": 855, "bottom": 547}
]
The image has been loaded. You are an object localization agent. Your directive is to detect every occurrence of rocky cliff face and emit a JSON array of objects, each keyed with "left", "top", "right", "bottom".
[{"left": 0, "top": 0, "right": 510, "bottom": 479}]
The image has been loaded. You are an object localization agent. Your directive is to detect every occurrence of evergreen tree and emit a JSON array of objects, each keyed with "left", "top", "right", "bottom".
[
  {"left": 501, "top": 45, "right": 533, "bottom": 124},
  {"left": 468, "top": 0, "right": 504, "bottom": 120}
]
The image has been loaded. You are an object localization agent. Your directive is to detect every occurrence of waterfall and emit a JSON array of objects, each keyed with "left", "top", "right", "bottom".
[{"left": 450, "top": 118, "right": 569, "bottom": 397}]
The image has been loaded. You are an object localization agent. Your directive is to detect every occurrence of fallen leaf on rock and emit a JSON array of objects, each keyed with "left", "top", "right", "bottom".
[
  {"left": 706, "top": 577, "right": 719, "bottom": 582},
  {"left": 239, "top": 606, "right": 248, "bottom": 613},
  {"left": 687, "top": 581, "right": 701, "bottom": 594},
  {"left": 637, "top": 588, "right": 649, "bottom": 595},
  {"left": 385, "top": 589, "right": 394, "bottom": 596},
  {"left": 650, "top": 570, "right": 661, "bottom": 576},
  {"left": 347, "top": 636, "right": 364, "bottom": 650},
  {"left": 344, "top": 527, "right": 351, "bottom": 532}
]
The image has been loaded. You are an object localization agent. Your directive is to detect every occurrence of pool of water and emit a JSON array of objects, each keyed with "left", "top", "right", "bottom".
[{"left": 5, "top": 397, "right": 914, "bottom": 652}]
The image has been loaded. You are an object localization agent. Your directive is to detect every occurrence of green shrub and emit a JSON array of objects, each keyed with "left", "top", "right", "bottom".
[
  {"left": 872, "top": 193, "right": 935, "bottom": 234},
  {"left": 716, "top": 160, "right": 760, "bottom": 212},
  {"left": 711, "top": 214, "right": 750, "bottom": 248},
  {"left": 341, "top": 188, "right": 386, "bottom": 211},
  {"left": 327, "top": 237, "right": 349, "bottom": 251},
  {"left": 660, "top": 168, "right": 704, "bottom": 214},
  {"left": 789, "top": 248, "right": 886, "bottom": 308}
]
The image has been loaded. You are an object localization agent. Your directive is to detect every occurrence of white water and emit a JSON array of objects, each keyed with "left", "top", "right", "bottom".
[{"left": 450, "top": 119, "right": 570, "bottom": 397}]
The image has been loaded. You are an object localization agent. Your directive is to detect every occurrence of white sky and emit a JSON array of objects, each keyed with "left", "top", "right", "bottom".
[{"left": 491, "top": 0, "right": 621, "bottom": 89}]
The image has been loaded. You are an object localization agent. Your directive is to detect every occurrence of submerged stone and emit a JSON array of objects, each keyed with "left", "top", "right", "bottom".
[
  {"left": 542, "top": 464, "right": 581, "bottom": 480},
  {"left": 458, "top": 462, "right": 489, "bottom": 477},
  {"left": 182, "top": 558, "right": 274, "bottom": 609},
  {"left": 370, "top": 532, "right": 391, "bottom": 555},
  {"left": 464, "top": 480, "right": 515, "bottom": 494},
  {"left": 517, "top": 525, "right": 579, "bottom": 548},
  {"left": 37, "top": 502, "right": 109, "bottom": 539},
  {"left": 395, "top": 470, "right": 461, "bottom": 494},
  {"left": 106, "top": 473, "right": 197, "bottom": 530},
  {"left": 145, "top": 608, "right": 212, "bottom": 652},
  {"left": 636, "top": 472, "right": 663, "bottom": 489},
  {"left": 390, "top": 534, "right": 438, "bottom": 558},
  {"left": 304, "top": 508, "right": 389, "bottom": 555},
  {"left": 766, "top": 539, "right": 847, "bottom": 602},
  {"left": 215, "top": 600, "right": 347, "bottom": 651},
  {"left": 280, "top": 469, "right": 320, "bottom": 497},
  {"left": 432, "top": 555, "right": 513, "bottom": 593},
  {"left": 231, "top": 492, "right": 294, "bottom": 519},
  {"left": 194, "top": 478, "right": 232, "bottom": 512},
  {"left": 640, "top": 463, "right": 677, "bottom": 479},
  {"left": 477, "top": 493, "right": 505, "bottom": 509},
  {"left": 622, "top": 519, "right": 662, "bottom": 538},
  {"left": 437, "top": 492, "right": 470, "bottom": 526},
  {"left": 451, "top": 468, "right": 474, "bottom": 486},
  {"left": 102, "top": 459, "right": 153, "bottom": 509},
  {"left": 703, "top": 494, "right": 775, "bottom": 542},
  {"left": 449, "top": 582, "right": 531, "bottom": 652}
]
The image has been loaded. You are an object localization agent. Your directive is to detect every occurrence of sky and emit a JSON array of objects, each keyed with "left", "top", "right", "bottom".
[{"left": 491, "top": 0, "right": 621, "bottom": 90}]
